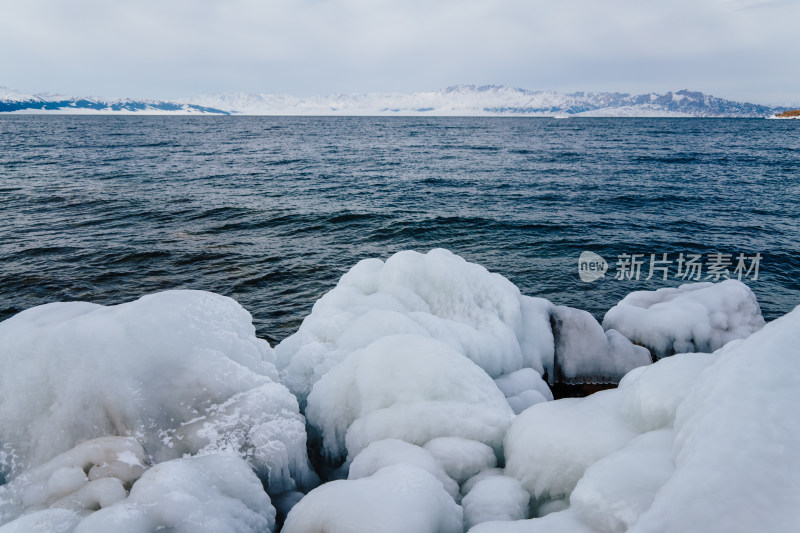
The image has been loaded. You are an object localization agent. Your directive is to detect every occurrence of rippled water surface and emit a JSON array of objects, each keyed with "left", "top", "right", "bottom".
[{"left": 1, "top": 116, "right": 798, "bottom": 342}]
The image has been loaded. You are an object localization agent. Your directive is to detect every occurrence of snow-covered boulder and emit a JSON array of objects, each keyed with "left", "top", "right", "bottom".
[
  {"left": 348, "top": 440, "right": 459, "bottom": 499},
  {"left": 551, "top": 306, "right": 652, "bottom": 384},
  {"left": 501, "top": 305, "right": 800, "bottom": 532},
  {"left": 422, "top": 438, "right": 497, "bottom": 485},
  {"left": 0, "top": 290, "right": 316, "bottom": 494},
  {"left": 602, "top": 280, "right": 764, "bottom": 358},
  {"left": 282, "top": 464, "right": 463, "bottom": 533},
  {"left": 0, "top": 442, "right": 275, "bottom": 533},
  {"left": 73, "top": 454, "right": 275, "bottom": 533},
  {"left": 505, "top": 391, "right": 640, "bottom": 502},
  {"left": 462, "top": 475, "right": 530, "bottom": 529},
  {"left": 0, "top": 437, "right": 146, "bottom": 525},
  {"left": 275, "top": 249, "right": 556, "bottom": 407},
  {"left": 305, "top": 334, "right": 514, "bottom": 463}
]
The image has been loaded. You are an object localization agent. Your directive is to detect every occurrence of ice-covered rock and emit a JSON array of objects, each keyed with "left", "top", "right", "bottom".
[
  {"left": 504, "top": 390, "right": 639, "bottom": 502},
  {"left": 494, "top": 368, "right": 553, "bottom": 414},
  {"left": 348, "top": 440, "right": 459, "bottom": 500},
  {"left": 0, "top": 437, "right": 146, "bottom": 525},
  {"left": 422, "top": 438, "right": 497, "bottom": 485},
  {"left": 282, "top": 464, "right": 463, "bottom": 533},
  {"left": 0, "top": 443, "right": 275, "bottom": 533},
  {"left": 72, "top": 454, "right": 275, "bottom": 533},
  {"left": 462, "top": 475, "right": 530, "bottom": 529},
  {"left": 602, "top": 280, "right": 765, "bottom": 358},
  {"left": 0, "top": 290, "right": 316, "bottom": 494},
  {"left": 502, "top": 305, "right": 800, "bottom": 533},
  {"left": 305, "top": 334, "right": 514, "bottom": 463},
  {"left": 551, "top": 305, "right": 652, "bottom": 385},
  {"left": 275, "top": 249, "right": 556, "bottom": 407}
]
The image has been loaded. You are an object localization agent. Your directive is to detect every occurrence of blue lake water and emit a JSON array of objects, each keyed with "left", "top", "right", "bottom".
[{"left": 1, "top": 116, "right": 798, "bottom": 342}]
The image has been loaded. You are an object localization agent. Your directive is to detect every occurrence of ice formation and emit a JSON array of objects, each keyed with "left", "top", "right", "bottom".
[
  {"left": 304, "top": 334, "right": 514, "bottom": 462},
  {"left": 275, "top": 249, "right": 557, "bottom": 408},
  {"left": 462, "top": 475, "right": 530, "bottom": 529},
  {"left": 422, "top": 437, "right": 497, "bottom": 485},
  {"left": 280, "top": 249, "right": 651, "bottom": 465},
  {"left": 500, "top": 305, "right": 800, "bottom": 532},
  {"left": 0, "top": 290, "right": 316, "bottom": 494},
  {"left": 347, "top": 439, "right": 459, "bottom": 499},
  {"left": 551, "top": 306, "right": 652, "bottom": 384},
  {"left": 603, "top": 279, "right": 765, "bottom": 358},
  {"left": 0, "top": 440, "right": 275, "bottom": 532},
  {"left": 73, "top": 454, "right": 275, "bottom": 533},
  {"left": 0, "top": 437, "right": 146, "bottom": 525},
  {"left": 1, "top": 250, "right": 786, "bottom": 533},
  {"left": 282, "top": 464, "right": 463, "bottom": 533}
]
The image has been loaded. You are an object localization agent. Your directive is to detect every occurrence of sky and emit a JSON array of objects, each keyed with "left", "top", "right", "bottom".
[{"left": 1, "top": 0, "right": 799, "bottom": 106}]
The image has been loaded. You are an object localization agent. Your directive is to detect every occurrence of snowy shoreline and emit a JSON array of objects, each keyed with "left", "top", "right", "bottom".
[{"left": 1, "top": 249, "right": 796, "bottom": 532}]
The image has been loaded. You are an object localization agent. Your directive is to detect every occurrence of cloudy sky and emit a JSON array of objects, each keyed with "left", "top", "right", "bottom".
[{"left": 2, "top": 0, "right": 798, "bottom": 105}]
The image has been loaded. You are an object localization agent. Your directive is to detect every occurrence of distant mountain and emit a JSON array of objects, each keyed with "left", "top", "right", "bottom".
[
  {"left": 0, "top": 85, "right": 785, "bottom": 117},
  {"left": 0, "top": 87, "right": 229, "bottom": 115}
]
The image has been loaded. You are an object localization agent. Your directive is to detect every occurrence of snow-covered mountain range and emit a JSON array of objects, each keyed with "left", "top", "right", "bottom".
[{"left": 0, "top": 85, "right": 785, "bottom": 117}]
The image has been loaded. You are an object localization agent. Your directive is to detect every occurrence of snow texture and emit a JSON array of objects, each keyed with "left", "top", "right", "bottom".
[
  {"left": 72, "top": 454, "right": 275, "bottom": 533},
  {"left": 0, "top": 290, "right": 315, "bottom": 494},
  {"left": 304, "top": 334, "right": 514, "bottom": 463},
  {"left": 422, "top": 438, "right": 497, "bottom": 485},
  {"left": 282, "top": 464, "right": 463, "bottom": 533},
  {"left": 603, "top": 280, "right": 764, "bottom": 358},
  {"left": 276, "top": 249, "right": 556, "bottom": 408},
  {"left": 0, "top": 437, "right": 146, "bottom": 525},
  {"left": 502, "top": 305, "right": 800, "bottom": 533},
  {"left": 347, "top": 439, "right": 459, "bottom": 500},
  {"left": 462, "top": 475, "right": 530, "bottom": 529}
]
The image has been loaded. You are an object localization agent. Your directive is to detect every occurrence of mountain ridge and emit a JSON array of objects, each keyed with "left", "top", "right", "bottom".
[{"left": 0, "top": 85, "right": 786, "bottom": 117}]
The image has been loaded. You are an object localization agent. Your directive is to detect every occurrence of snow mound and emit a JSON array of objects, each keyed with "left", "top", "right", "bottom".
[
  {"left": 422, "top": 438, "right": 497, "bottom": 485},
  {"left": 0, "top": 441, "right": 274, "bottom": 532},
  {"left": 603, "top": 280, "right": 764, "bottom": 358},
  {"left": 502, "top": 305, "right": 800, "bottom": 532},
  {"left": 0, "top": 290, "right": 315, "bottom": 494},
  {"left": 551, "top": 306, "right": 652, "bottom": 384},
  {"left": 282, "top": 464, "right": 463, "bottom": 533},
  {"left": 0, "top": 437, "right": 146, "bottom": 525},
  {"left": 305, "top": 334, "right": 514, "bottom": 463},
  {"left": 74, "top": 454, "right": 274, "bottom": 533},
  {"left": 348, "top": 440, "right": 459, "bottom": 500},
  {"left": 494, "top": 368, "right": 553, "bottom": 414},
  {"left": 462, "top": 475, "right": 530, "bottom": 529},
  {"left": 276, "top": 249, "right": 556, "bottom": 407},
  {"left": 504, "top": 391, "right": 639, "bottom": 502}
]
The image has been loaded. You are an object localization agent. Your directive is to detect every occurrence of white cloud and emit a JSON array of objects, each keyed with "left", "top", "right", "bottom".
[{"left": 1, "top": 0, "right": 798, "bottom": 104}]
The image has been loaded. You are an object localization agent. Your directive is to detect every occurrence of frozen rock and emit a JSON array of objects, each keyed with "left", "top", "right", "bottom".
[
  {"left": 305, "top": 334, "right": 514, "bottom": 463},
  {"left": 422, "top": 438, "right": 497, "bottom": 485},
  {"left": 504, "top": 391, "right": 639, "bottom": 501},
  {"left": 0, "top": 290, "right": 315, "bottom": 494},
  {"left": 462, "top": 475, "right": 530, "bottom": 529},
  {"left": 73, "top": 454, "right": 275, "bottom": 533},
  {"left": 551, "top": 305, "right": 652, "bottom": 385},
  {"left": 282, "top": 464, "right": 463, "bottom": 533},
  {"left": 502, "top": 305, "right": 800, "bottom": 533},
  {"left": 276, "top": 249, "right": 556, "bottom": 407},
  {"left": 602, "top": 280, "right": 764, "bottom": 358},
  {"left": 0, "top": 437, "right": 146, "bottom": 524},
  {"left": 569, "top": 430, "right": 674, "bottom": 533},
  {"left": 348, "top": 440, "right": 459, "bottom": 499},
  {"left": 495, "top": 368, "right": 553, "bottom": 413},
  {"left": 0, "top": 509, "right": 82, "bottom": 533}
]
